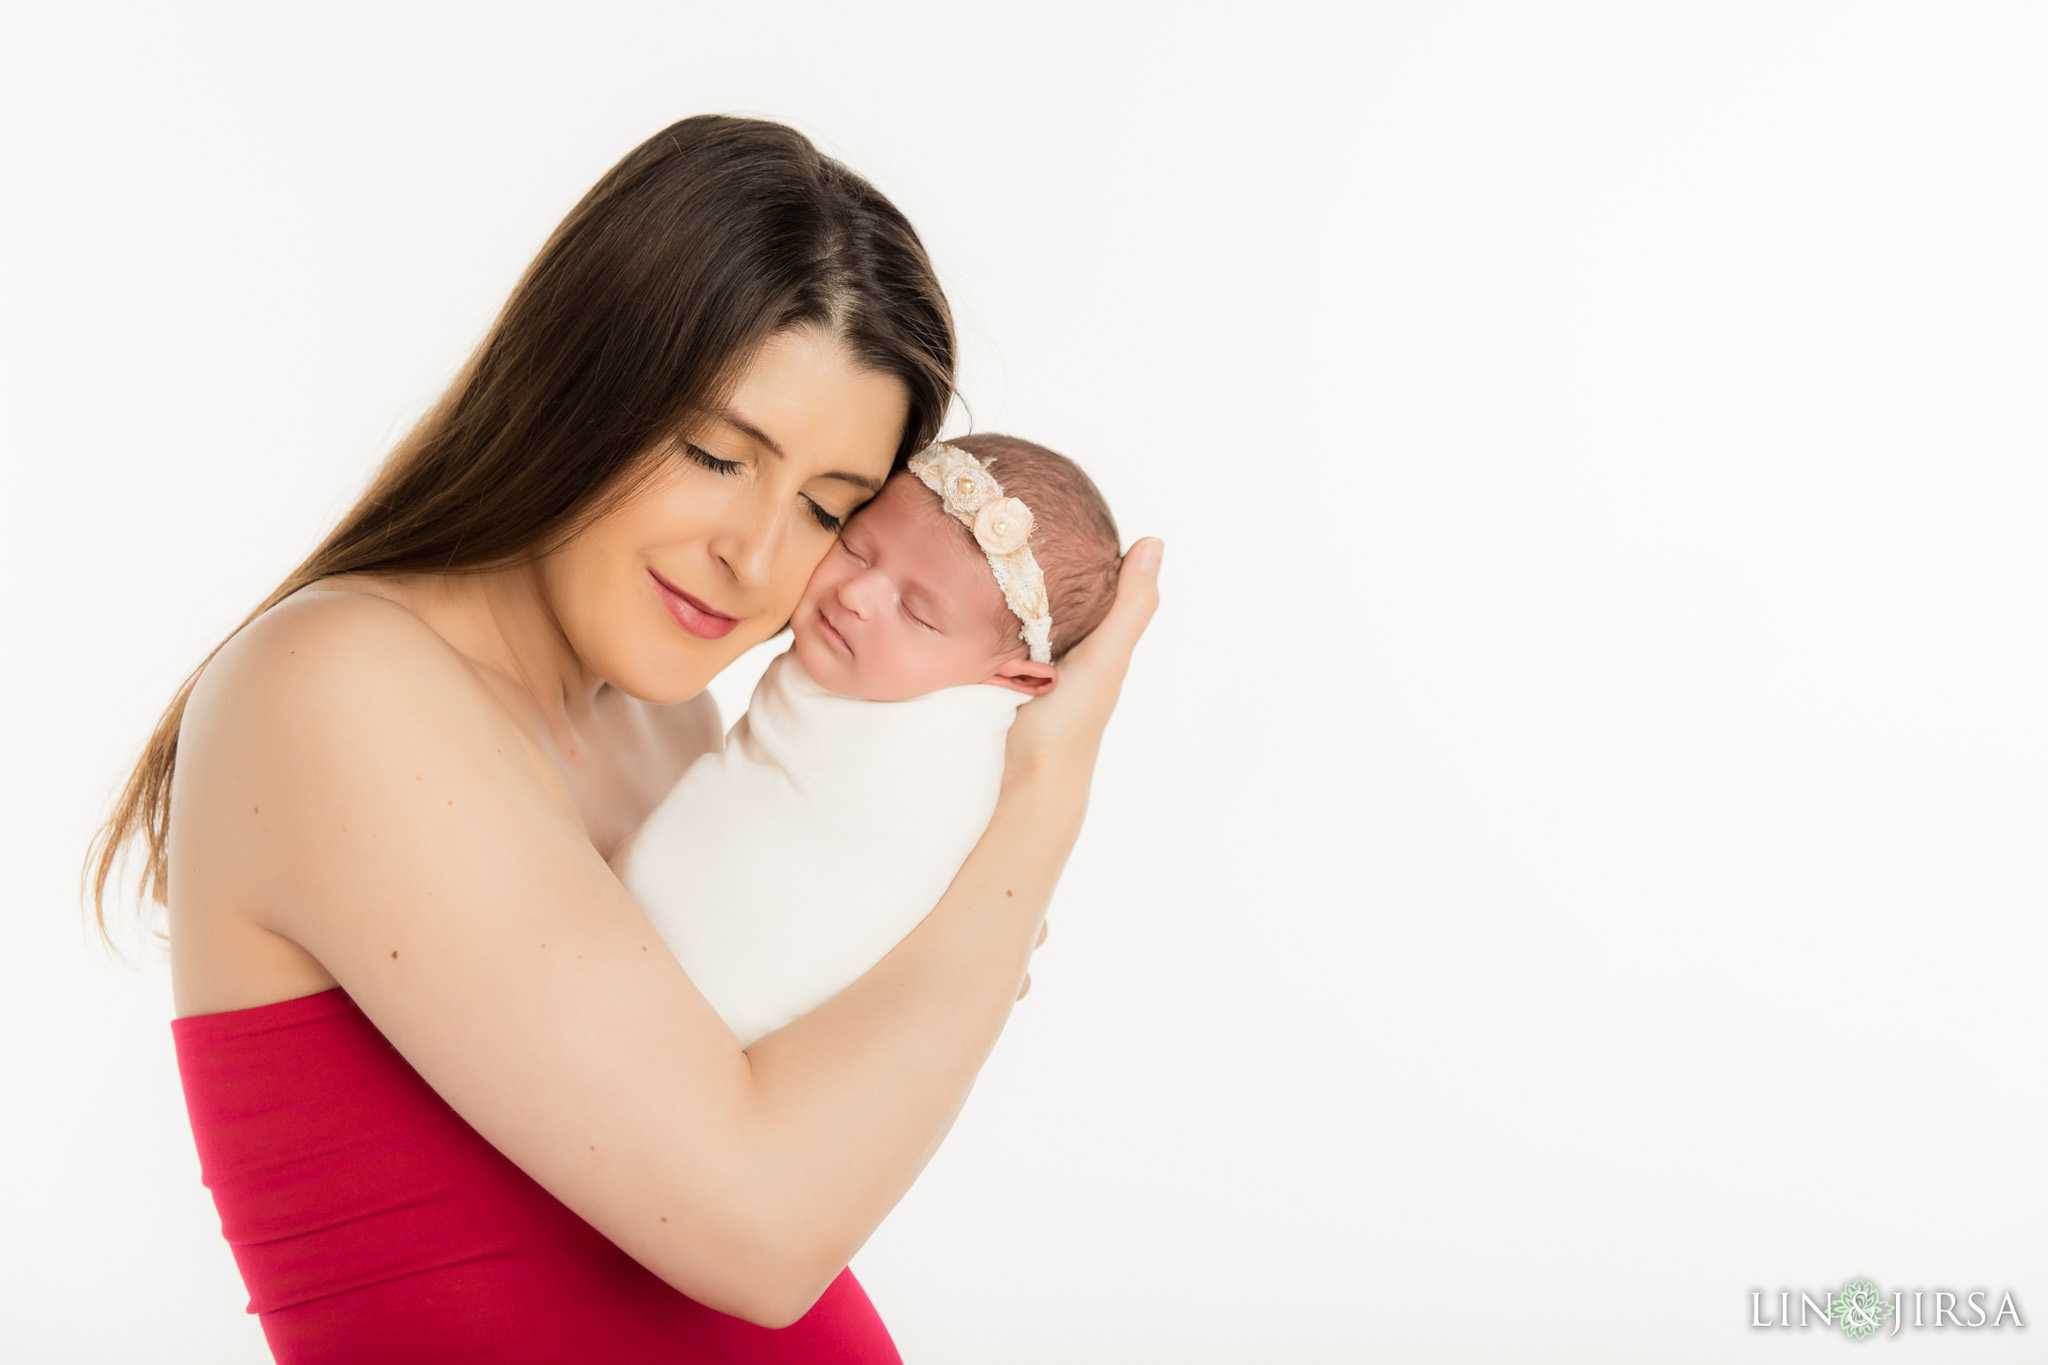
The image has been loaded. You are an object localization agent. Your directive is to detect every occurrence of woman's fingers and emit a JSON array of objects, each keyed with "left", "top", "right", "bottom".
[
  {"left": 1044, "top": 537, "right": 1162, "bottom": 704},
  {"left": 1003, "top": 536, "right": 1161, "bottom": 776},
  {"left": 1014, "top": 924, "right": 1047, "bottom": 1002},
  {"left": 1059, "top": 538, "right": 1161, "bottom": 709},
  {"left": 1079, "top": 539, "right": 1163, "bottom": 669}
]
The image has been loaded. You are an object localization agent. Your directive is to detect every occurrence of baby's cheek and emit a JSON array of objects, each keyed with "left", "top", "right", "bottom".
[
  {"left": 858, "top": 636, "right": 909, "bottom": 692},
  {"left": 863, "top": 636, "right": 934, "bottom": 701}
]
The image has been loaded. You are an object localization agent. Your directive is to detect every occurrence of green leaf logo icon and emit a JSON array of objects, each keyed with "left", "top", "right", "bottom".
[{"left": 1832, "top": 1278, "right": 1895, "bottom": 1341}]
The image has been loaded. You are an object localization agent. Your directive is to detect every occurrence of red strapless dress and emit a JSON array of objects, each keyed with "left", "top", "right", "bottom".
[{"left": 172, "top": 988, "right": 900, "bottom": 1363}]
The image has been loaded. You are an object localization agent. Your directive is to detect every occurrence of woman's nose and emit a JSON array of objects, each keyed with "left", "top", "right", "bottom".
[{"left": 714, "top": 495, "right": 786, "bottom": 589}]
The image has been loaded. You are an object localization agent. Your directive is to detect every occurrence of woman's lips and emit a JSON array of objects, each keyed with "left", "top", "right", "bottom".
[{"left": 650, "top": 570, "right": 740, "bottom": 640}]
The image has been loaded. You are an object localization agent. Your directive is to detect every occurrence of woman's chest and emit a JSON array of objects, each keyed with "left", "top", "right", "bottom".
[{"left": 522, "top": 691, "right": 722, "bottom": 863}]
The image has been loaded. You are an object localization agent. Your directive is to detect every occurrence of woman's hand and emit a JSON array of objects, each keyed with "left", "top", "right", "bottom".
[
  {"left": 1005, "top": 538, "right": 1163, "bottom": 786},
  {"left": 1017, "top": 920, "right": 1048, "bottom": 1000},
  {"left": 1001, "top": 539, "right": 1159, "bottom": 1005}
]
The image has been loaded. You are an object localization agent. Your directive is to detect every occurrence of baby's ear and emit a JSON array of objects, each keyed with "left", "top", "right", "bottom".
[{"left": 983, "top": 657, "right": 1057, "bottom": 696}]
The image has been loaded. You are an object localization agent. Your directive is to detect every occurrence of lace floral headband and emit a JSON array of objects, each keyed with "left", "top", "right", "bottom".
[{"left": 906, "top": 441, "right": 1053, "bottom": 663}]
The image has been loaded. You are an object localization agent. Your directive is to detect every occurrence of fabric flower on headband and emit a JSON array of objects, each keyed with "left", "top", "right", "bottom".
[
  {"left": 906, "top": 443, "right": 1054, "bottom": 663},
  {"left": 973, "top": 498, "right": 1034, "bottom": 556},
  {"left": 922, "top": 445, "right": 998, "bottom": 517}
]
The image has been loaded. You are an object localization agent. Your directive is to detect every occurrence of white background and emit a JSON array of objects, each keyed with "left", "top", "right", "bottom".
[{"left": 2, "top": 1, "right": 2043, "bottom": 1360}]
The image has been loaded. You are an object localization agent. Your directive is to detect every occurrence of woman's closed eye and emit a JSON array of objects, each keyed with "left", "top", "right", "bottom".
[
  {"left": 804, "top": 498, "right": 844, "bottom": 534},
  {"left": 684, "top": 443, "right": 849, "bottom": 533},
  {"left": 682, "top": 443, "right": 744, "bottom": 476}
]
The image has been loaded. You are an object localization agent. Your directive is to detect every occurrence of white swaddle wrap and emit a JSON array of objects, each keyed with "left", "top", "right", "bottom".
[{"left": 622, "top": 649, "right": 1027, "bottom": 1047}]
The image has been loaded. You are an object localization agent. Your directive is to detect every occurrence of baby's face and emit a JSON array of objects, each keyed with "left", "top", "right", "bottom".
[{"left": 790, "top": 473, "right": 1022, "bottom": 701}]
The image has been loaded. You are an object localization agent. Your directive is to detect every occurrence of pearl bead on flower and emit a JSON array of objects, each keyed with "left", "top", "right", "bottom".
[{"left": 973, "top": 497, "right": 1034, "bottom": 556}]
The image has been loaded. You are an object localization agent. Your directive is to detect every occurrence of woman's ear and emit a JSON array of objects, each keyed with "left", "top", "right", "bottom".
[{"left": 982, "top": 658, "right": 1058, "bottom": 696}]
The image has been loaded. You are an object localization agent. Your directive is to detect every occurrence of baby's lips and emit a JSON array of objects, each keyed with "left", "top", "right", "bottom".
[{"left": 813, "top": 607, "right": 853, "bottom": 654}]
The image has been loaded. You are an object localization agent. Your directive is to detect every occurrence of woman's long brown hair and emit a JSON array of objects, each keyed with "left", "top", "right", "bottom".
[{"left": 86, "top": 115, "right": 955, "bottom": 942}]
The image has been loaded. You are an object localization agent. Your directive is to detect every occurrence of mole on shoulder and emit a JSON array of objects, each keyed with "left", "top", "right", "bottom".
[{"left": 390, "top": 950, "right": 398, "bottom": 960}]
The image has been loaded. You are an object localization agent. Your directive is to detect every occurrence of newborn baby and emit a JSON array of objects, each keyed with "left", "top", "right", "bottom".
[{"left": 618, "top": 434, "right": 1121, "bottom": 1046}]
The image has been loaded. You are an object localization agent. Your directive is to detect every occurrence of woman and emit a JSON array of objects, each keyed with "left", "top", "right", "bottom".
[{"left": 89, "top": 115, "right": 1159, "bottom": 1361}]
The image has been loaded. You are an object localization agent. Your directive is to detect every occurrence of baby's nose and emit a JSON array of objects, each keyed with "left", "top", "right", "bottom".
[{"left": 836, "top": 569, "right": 885, "bottom": 618}]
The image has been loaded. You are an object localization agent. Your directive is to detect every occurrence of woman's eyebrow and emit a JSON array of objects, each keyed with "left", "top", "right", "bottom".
[{"left": 714, "top": 408, "right": 883, "bottom": 492}]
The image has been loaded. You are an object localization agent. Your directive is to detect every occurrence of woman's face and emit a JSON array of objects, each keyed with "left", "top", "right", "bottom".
[{"left": 540, "top": 328, "right": 909, "bottom": 703}]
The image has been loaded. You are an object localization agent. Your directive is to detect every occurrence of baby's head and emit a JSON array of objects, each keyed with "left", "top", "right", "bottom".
[{"left": 789, "top": 434, "right": 1121, "bottom": 702}]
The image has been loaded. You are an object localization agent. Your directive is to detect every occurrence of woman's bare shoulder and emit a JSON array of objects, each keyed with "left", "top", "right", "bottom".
[
  {"left": 206, "top": 579, "right": 462, "bottom": 680},
  {"left": 168, "top": 582, "right": 574, "bottom": 1012},
  {"left": 176, "top": 581, "right": 561, "bottom": 872},
  {"left": 190, "top": 583, "right": 505, "bottom": 745}
]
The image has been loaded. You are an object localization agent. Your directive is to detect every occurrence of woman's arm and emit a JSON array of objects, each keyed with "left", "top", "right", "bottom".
[
  {"left": 171, "top": 543, "right": 1160, "bottom": 1328},
  {"left": 739, "top": 542, "right": 1163, "bottom": 1304}
]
